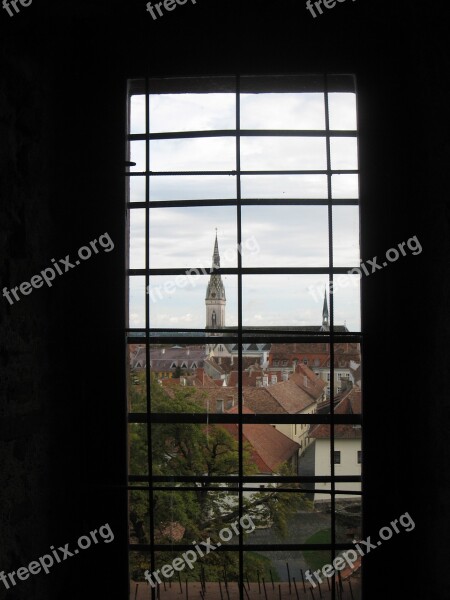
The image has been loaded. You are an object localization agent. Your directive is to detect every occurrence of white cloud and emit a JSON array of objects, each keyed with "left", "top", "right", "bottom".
[{"left": 128, "top": 91, "right": 361, "bottom": 331}]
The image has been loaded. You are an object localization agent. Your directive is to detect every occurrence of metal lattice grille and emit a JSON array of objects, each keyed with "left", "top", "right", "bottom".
[{"left": 126, "top": 74, "right": 362, "bottom": 600}]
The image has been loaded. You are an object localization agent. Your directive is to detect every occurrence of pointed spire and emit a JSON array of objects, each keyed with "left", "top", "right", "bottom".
[
  {"left": 322, "top": 288, "right": 329, "bottom": 328},
  {"left": 212, "top": 228, "right": 220, "bottom": 269},
  {"left": 206, "top": 230, "right": 226, "bottom": 324}
]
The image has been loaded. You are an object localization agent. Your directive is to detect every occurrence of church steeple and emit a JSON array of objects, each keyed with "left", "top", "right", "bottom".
[
  {"left": 321, "top": 289, "right": 329, "bottom": 331},
  {"left": 212, "top": 230, "right": 221, "bottom": 270},
  {"left": 205, "top": 230, "right": 226, "bottom": 329}
]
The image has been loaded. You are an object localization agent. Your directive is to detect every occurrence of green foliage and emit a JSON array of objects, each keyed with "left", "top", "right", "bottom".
[
  {"left": 302, "top": 529, "right": 331, "bottom": 572},
  {"left": 129, "top": 373, "right": 313, "bottom": 581},
  {"left": 174, "top": 365, "right": 185, "bottom": 378}
]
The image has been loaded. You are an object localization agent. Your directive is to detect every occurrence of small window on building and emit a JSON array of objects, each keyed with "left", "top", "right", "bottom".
[
  {"left": 357, "top": 450, "right": 362, "bottom": 464},
  {"left": 334, "top": 451, "right": 341, "bottom": 464}
]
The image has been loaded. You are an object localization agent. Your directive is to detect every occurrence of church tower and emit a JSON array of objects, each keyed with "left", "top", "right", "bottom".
[
  {"left": 205, "top": 231, "right": 226, "bottom": 329},
  {"left": 320, "top": 289, "right": 329, "bottom": 331}
]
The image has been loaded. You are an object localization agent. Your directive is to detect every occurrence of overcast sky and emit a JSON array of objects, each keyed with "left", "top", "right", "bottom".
[{"left": 128, "top": 92, "right": 361, "bottom": 331}]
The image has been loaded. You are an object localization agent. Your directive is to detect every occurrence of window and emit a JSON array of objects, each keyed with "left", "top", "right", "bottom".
[
  {"left": 357, "top": 450, "right": 362, "bottom": 464},
  {"left": 127, "top": 74, "right": 362, "bottom": 599},
  {"left": 338, "top": 372, "right": 349, "bottom": 380}
]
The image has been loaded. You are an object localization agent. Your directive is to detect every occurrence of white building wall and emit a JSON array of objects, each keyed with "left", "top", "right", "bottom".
[
  {"left": 314, "top": 368, "right": 352, "bottom": 396},
  {"left": 274, "top": 404, "right": 317, "bottom": 454},
  {"left": 313, "top": 438, "right": 361, "bottom": 501}
]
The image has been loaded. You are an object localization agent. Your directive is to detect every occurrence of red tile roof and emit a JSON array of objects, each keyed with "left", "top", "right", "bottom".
[
  {"left": 291, "top": 363, "right": 327, "bottom": 399},
  {"left": 269, "top": 343, "right": 361, "bottom": 369},
  {"left": 309, "top": 387, "right": 362, "bottom": 440},
  {"left": 222, "top": 407, "right": 300, "bottom": 473}
]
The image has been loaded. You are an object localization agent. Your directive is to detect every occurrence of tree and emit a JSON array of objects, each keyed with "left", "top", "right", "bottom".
[
  {"left": 129, "top": 375, "right": 312, "bottom": 580},
  {"left": 173, "top": 365, "right": 185, "bottom": 378}
]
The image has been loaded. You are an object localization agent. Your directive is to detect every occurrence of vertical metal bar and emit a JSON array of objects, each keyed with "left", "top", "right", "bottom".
[
  {"left": 145, "top": 77, "right": 156, "bottom": 600},
  {"left": 324, "top": 72, "right": 336, "bottom": 600},
  {"left": 286, "top": 563, "right": 291, "bottom": 594},
  {"left": 293, "top": 577, "right": 299, "bottom": 600},
  {"left": 236, "top": 73, "right": 244, "bottom": 600},
  {"left": 300, "top": 569, "right": 306, "bottom": 593},
  {"left": 262, "top": 578, "right": 268, "bottom": 600}
]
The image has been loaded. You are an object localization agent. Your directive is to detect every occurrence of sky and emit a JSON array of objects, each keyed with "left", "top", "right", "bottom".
[{"left": 127, "top": 91, "right": 361, "bottom": 331}]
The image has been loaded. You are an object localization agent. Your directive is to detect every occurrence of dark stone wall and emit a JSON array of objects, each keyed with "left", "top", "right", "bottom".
[
  {"left": 1, "top": 1, "right": 449, "bottom": 598},
  {"left": 0, "top": 49, "right": 53, "bottom": 599}
]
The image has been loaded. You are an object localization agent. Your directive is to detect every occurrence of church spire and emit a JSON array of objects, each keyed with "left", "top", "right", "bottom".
[
  {"left": 205, "top": 230, "right": 226, "bottom": 329},
  {"left": 212, "top": 228, "right": 220, "bottom": 269},
  {"left": 321, "top": 288, "right": 329, "bottom": 331}
]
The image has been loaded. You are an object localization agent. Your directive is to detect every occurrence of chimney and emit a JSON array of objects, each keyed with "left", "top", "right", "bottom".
[{"left": 216, "top": 398, "right": 224, "bottom": 413}]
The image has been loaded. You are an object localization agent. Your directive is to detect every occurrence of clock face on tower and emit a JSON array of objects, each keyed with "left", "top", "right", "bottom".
[{"left": 211, "top": 292, "right": 216, "bottom": 298}]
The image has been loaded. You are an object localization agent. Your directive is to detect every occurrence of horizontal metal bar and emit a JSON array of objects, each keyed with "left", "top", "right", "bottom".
[
  {"left": 127, "top": 198, "right": 360, "bottom": 208},
  {"left": 126, "top": 333, "right": 240, "bottom": 344},
  {"left": 127, "top": 485, "right": 362, "bottom": 494},
  {"left": 129, "top": 475, "right": 362, "bottom": 484},
  {"left": 125, "top": 327, "right": 361, "bottom": 335},
  {"left": 128, "top": 413, "right": 362, "bottom": 425},
  {"left": 128, "top": 199, "right": 238, "bottom": 209},
  {"left": 242, "top": 198, "right": 359, "bottom": 206},
  {"left": 126, "top": 333, "right": 362, "bottom": 344},
  {"left": 128, "top": 129, "right": 358, "bottom": 141},
  {"left": 125, "top": 169, "right": 359, "bottom": 177},
  {"left": 129, "top": 543, "right": 356, "bottom": 552},
  {"left": 129, "top": 266, "right": 359, "bottom": 276}
]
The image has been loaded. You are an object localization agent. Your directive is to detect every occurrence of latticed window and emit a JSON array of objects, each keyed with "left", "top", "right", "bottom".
[{"left": 126, "top": 74, "right": 362, "bottom": 600}]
